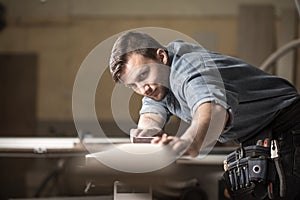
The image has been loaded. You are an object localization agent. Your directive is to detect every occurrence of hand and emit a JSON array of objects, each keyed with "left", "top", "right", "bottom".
[
  {"left": 130, "top": 128, "right": 163, "bottom": 143},
  {"left": 130, "top": 128, "right": 163, "bottom": 138},
  {"left": 151, "top": 134, "right": 199, "bottom": 157}
]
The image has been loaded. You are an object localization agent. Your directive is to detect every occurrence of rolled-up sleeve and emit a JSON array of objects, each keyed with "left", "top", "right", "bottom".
[
  {"left": 182, "top": 67, "right": 238, "bottom": 133},
  {"left": 183, "top": 72, "right": 228, "bottom": 115},
  {"left": 139, "top": 96, "right": 171, "bottom": 122}
]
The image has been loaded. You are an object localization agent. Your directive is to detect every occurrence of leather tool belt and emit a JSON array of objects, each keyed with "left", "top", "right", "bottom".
[{"left": 223, "top": 144, "right": 277, "bottom": 200}]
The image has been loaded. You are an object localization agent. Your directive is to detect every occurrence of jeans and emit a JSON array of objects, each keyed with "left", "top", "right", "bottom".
[
  {"left": 243, "top": 97, "right": 300, "bottom": 199},
  {"left": 271, "top": 124, "right": 300, "bottom": 199}
]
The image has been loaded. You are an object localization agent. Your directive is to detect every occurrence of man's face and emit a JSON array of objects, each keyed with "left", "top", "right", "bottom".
[{"left": 119, "top": 51, "right": 170, "bottom": 101}]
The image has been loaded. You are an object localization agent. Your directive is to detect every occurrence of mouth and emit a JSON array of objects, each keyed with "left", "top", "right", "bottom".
[{"left": 148, "top": 88, "right": 158, "bottom": 98}]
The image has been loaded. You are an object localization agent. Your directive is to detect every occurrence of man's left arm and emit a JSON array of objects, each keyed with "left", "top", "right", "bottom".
[
  {"left": 182, "top": 102, "right": 228, "bottom": 156},
  {"left": 153, "top": 102, "right": 229, "bottom": 157}
]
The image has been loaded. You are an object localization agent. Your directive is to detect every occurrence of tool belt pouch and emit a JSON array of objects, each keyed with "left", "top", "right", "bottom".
[{"left": 223, "top": 145, "right": 275, "bottom": 200}]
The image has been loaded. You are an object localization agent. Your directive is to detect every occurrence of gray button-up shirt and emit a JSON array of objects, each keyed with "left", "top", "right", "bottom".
[{"left": 140, "top": 40, "right": 299, "bottom": 143}]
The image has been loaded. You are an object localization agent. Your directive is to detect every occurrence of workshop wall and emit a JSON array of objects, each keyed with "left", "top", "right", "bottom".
[
  {"left": 0, "top": 0, "right": 298, "bottom": 137},
  {"left": 0, "top": 0, "right": 298, "bottom": 199},
  {"left": 0, "top": 17, "right": 237, "bottom": 120}
]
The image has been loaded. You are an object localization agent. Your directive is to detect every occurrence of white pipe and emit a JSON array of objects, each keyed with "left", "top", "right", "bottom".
[
  {"left": 260, "top": 39, "right": 300, "bottom": 71},
  {"left": 295, "top": 0, "right": 300, "bottom": 16}
]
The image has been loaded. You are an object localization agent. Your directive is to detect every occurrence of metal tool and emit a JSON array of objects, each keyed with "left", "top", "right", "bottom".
[
  {"left": 271, "top": 140, "right": 286, "bottom": 198},
  {"left": 131, "top": 136, "right": 155, "bottom": 143}
]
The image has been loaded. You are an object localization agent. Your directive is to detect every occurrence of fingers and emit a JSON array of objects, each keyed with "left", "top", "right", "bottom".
[
  {"left": 151, "top": 134, "right": 166, "bottom": 144},
  {"left": 130, "top": 129, "right": 141, "bottom": 138},
  {"left": 130, "top": 129, "right": 198, "bottom": 157},
  {"left": 151, "top": 135, "right": 197, "bottom": 157},
  {"left": 151, "top": 137, "right": 161, "bottom": 144},
  {"left": 151, "top": 134, "right": 174, "bottom": 144}
]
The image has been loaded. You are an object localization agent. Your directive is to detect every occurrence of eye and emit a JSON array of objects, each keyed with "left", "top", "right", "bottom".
[{"left": 137, "top": 70, "right": 149, "bottom": 82}]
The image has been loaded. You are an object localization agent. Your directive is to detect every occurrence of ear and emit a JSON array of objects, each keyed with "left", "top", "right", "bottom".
[{"left": 156, "top": 48, "right": 168, "bottom": 65}]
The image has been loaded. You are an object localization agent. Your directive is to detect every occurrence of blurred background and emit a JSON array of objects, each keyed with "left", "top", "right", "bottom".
[{"left": 0, "top": 0, "right": 299, "bottom": 199}]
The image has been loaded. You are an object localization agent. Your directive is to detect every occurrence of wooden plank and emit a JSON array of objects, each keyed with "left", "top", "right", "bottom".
[
  {"left": 276, "top": 8, "right": 297, "bottom": 83},
  {"left": 237, "top": 5, "right": 275, "bottom": 67},
  {"left": 0, "top": 54, "right": 38, "bottom": 136},
  {"left": 0, "top": 54, "right": 38, "bottom": 197}
]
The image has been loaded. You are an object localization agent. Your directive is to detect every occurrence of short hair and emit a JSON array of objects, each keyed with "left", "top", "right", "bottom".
[{"left": 109, "top": 31, "right": 165, "bottom": 82}]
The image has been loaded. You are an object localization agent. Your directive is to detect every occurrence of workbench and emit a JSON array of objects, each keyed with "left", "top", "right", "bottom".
[{"left": 0, "top": 137, "right": 235, "bottom": 199}]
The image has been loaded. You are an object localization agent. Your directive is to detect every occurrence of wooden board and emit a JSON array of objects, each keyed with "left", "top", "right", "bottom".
[
  {"left": 276, "top": 8, "right": 297, "bottom": 83},
  {"left": 0, "top": 54, "right": 38, "bottom": 136},
  {"left": 238, "top": 5, "right": 275, "bottom": 67}
]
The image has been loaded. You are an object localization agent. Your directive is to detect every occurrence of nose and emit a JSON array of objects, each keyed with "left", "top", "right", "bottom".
[{"left": 136, "top": 84, "right": 152, "bottom": 96}]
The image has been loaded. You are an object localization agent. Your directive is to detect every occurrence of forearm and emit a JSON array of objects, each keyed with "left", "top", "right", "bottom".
[
  {"left": 181, "top": 102, "right": 228, "bottom": 157},
  {"left": 138, "top": 113, "right": 166, "bottom": 130}
]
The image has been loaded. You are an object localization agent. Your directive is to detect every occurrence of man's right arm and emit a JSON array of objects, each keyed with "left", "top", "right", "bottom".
[
  {"left": 138, "top": 113, "right": 166, "bottom": 130},
  {"left": 130, "top": 113, "right": 166, "bottom": 138},
  {"left": 132, "top": 96, "right": 169, "bottom": 138}
]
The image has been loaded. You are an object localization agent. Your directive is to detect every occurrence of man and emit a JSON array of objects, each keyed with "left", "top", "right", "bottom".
[{"left": 109, "top": 30, "right": 300, "bottom": 199}]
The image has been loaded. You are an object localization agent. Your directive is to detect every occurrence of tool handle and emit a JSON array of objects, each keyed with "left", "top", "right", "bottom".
[{"left": 274, "top": 158, "right": 286, "bottom": 198}]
